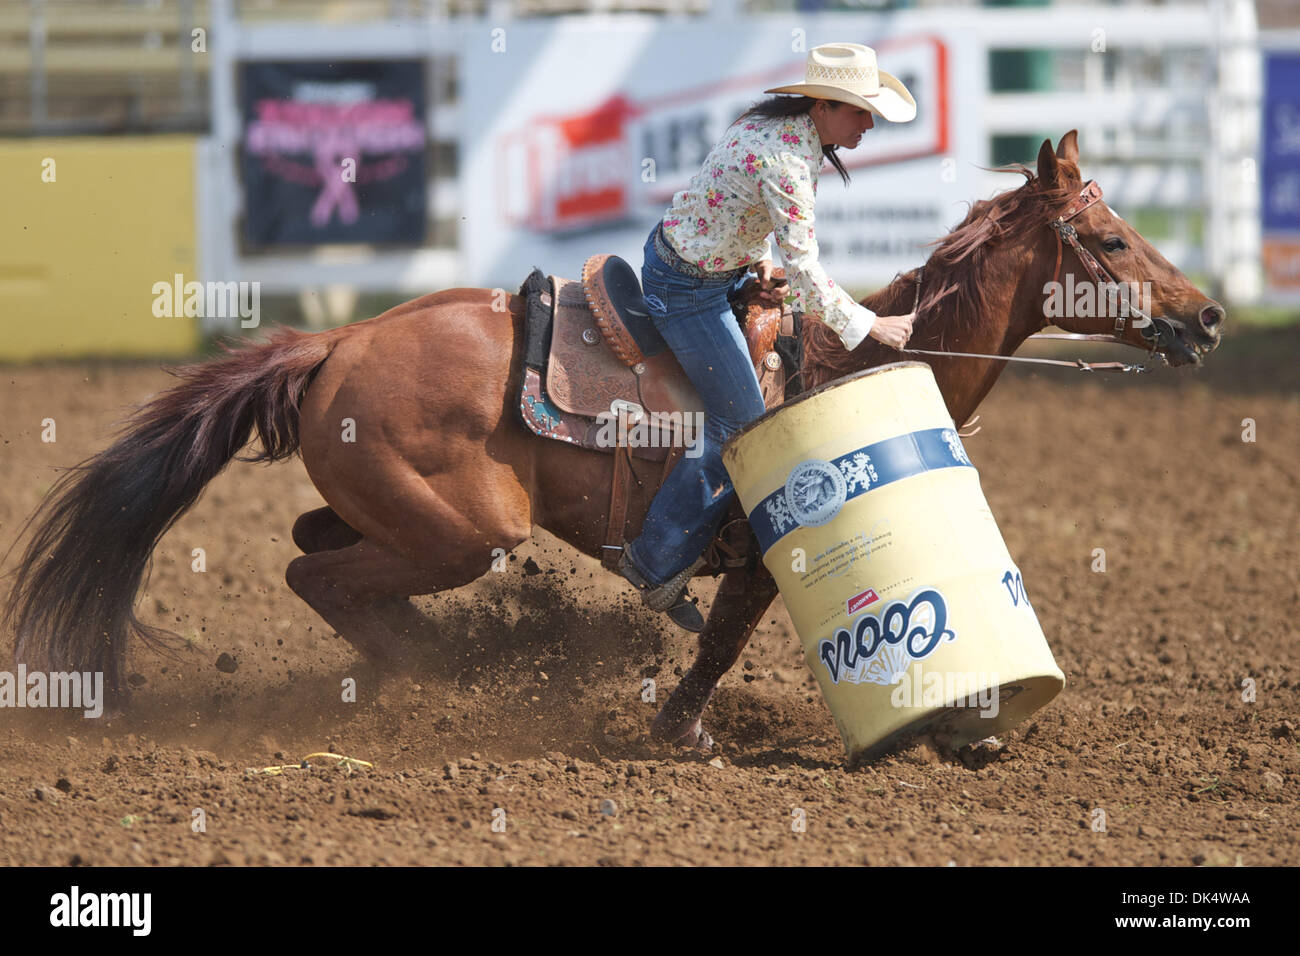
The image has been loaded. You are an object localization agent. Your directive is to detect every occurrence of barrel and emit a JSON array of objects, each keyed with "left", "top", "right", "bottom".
[{"left": 722, "top": 362, "right": 1065, "bottom": 761}]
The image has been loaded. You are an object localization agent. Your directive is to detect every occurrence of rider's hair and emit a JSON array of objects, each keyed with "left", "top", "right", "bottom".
[{"left": 733, "top": 95, "right": 852, "bottom": 187}]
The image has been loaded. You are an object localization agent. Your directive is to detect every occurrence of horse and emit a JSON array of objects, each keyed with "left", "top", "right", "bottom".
[{"left": 4, "top": 132, "right": 1223, "bottom": 747}]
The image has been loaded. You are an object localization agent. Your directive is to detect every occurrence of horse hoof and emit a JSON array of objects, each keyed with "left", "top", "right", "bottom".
[
  {"left": 658, "top": 718, "right": 713, "bottom": 752},
  {"left": 690, "top": 725, "right": 715, "bottom": 752},
  {"left": 98, "top": 691, "right": 129, "bottom": 722}
]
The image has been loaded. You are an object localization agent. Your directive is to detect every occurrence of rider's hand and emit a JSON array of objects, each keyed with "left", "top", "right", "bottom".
[
  {"left": 753, "top": 259, "right": 789, "bottom": 308},
  {"left": 867, "top": 312, "right": 916, "bottom": 350}
]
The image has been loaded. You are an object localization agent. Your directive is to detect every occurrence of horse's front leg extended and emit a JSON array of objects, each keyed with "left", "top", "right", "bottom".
[{"left": 652, "top": 562, "right": 781, "bottom": 750}]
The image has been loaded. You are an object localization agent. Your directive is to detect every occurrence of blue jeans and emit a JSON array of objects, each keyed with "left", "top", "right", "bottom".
[{"left": 624, "top": 225, "right": 768, "bottom": 587}]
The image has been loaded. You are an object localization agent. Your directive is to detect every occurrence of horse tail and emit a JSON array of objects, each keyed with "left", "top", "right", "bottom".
[{"left": 4, "top": 326, "right": 346, "bottom": 707}]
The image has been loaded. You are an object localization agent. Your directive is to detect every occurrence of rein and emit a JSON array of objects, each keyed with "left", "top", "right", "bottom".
[{"left": 899, "top": 179, "right": 1181, "bottom": 374}]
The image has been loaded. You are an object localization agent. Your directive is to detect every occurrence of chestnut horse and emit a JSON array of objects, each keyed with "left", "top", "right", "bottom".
[{"left": 5, "top": 133, "right": 1223, "bottom": 745}]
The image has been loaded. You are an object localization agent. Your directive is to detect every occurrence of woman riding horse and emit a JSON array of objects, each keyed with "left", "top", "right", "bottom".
[{"left": 617, "top": 42, "right": 921, "bottom": 630}]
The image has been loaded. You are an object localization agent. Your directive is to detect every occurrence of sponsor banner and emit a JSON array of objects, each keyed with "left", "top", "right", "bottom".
[
  {"left": 241, "top": 60, "right": 427, "bottom": 246},
  {"left": 1262, "top": 237, "right": 1300, "bottom": 291},
  {"left": 462, "top": 18, "right": 980, "bottom": 288},
  {"left": 1262, "top": 53, "right": 1300, "bottom": 294}
]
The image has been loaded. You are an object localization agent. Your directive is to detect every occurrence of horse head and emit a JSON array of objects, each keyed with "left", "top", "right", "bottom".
[{"left": 1038, "top": 130, "right": 1224, "bottom": 367}]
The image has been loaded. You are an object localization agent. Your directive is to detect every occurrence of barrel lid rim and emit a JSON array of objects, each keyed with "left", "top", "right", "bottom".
[{"left": 724, "top": 360, "right": 932, "bottom": 452}]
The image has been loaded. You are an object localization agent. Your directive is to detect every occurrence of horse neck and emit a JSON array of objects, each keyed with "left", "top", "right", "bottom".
[{"left": 851, "top": 229, "right": 1049, "bottom": 428}]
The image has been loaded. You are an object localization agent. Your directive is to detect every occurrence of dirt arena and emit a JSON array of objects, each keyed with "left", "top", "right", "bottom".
[{"left": 1, "top": 324, "right": 1296, "bottom": 866}]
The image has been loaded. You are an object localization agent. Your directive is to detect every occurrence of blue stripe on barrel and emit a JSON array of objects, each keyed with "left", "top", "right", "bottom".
[{"left": 749, "top": 427, "right": 975, "bottom": 554}]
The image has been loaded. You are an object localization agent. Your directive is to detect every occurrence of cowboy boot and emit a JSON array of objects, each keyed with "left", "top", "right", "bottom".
[{"left": 616, "top": 548, "right": 706, "bottom": 632}]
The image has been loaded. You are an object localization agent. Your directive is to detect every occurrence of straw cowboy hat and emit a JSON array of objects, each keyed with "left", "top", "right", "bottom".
[{"left": 765, "top": 42, "right": 916, "bottom": 123}]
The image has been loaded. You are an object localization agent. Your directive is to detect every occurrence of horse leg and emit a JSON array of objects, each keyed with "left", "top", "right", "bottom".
[
  {"left": 651, "top": 562, "right": 781, "bottom": 750},
  {"left": 291, "top": 506, "right": 361, "bottom": 553},
  {"left": 285, "top": 537, "right": 506, "bottom": 664},
  {"left": 290, "top": 507, "right": 427, "bottom": 638}
]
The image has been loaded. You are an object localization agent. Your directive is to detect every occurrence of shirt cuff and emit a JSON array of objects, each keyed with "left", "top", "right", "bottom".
[{"left": 836, "top": 303, "right": 877, "bottom": 351}]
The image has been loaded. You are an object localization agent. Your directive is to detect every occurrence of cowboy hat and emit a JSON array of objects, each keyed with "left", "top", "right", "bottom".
[{"left": 765, "top": 42, "right": 916, "bottom": 123}]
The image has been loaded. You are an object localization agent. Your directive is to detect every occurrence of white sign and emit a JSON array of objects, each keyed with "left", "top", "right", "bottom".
[{"left": 461, "top": 18, "right": 984, "bottom": 290}]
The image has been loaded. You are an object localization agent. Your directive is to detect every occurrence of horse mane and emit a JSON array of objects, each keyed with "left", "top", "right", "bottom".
[{"left": 801, "top": 158, "right": 1084, "bottom": 389}]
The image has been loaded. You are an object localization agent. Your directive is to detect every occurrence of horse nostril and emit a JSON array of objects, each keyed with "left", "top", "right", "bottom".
[{"left": 1200, "top": 304, "right": 1225, "bottom": 332}]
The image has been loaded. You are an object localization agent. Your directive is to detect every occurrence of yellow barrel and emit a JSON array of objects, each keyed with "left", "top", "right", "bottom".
[{"left": 722, "top": 362, "right": 1065, "bottom": 762}]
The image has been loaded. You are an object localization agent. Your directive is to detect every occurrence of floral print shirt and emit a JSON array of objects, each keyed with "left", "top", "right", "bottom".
[{"left": 660, "top": 110, "right": 877, "bottom": 349}]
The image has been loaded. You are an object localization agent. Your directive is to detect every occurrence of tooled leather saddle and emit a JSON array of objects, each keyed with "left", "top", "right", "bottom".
[{"left": 517, "top": 253, "right": 799, "bottom": 571}]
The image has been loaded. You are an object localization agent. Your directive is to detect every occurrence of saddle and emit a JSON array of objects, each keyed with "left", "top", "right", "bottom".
[{"left": 517, "top": 254, "right": 797, "bottom": 571}]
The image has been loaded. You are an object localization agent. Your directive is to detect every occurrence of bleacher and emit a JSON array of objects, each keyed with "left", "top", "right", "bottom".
[
  {"left": 0, "top": 0, "right": 717, "bottom": 135},
  {"left": 0, "top": 1, "right": 210, "bottom": 133}
]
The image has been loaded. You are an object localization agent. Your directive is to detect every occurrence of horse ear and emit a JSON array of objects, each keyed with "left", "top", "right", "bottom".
[
  {"left": 1036, "top": 138, "right": 1059, "bottom": 186},
  {"left": 1055, "top": 130, "right": 1079, "bottom": 166}
]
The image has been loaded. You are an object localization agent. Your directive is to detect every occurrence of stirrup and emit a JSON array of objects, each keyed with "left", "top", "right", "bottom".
[{"left": 617, "top": 550, "right": 706, "bottom": 632}]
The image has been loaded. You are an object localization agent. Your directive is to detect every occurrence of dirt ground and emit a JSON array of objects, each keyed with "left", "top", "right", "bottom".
[{"left": 0, "top": 324, "right": 1296, "bottom": 866}]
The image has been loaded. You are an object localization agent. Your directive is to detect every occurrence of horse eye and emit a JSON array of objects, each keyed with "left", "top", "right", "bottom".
[{"left": 1102, "top": 237, "right": 1127, "bottom": 253}]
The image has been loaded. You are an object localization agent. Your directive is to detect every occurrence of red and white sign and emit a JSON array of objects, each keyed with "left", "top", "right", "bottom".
[
  {"left": 494, "top": 35, "right": 949, "bottom": 235},
  {"left": 464, "top": 20, "right": 980, "bottom": 287},
  {"left": 847, "top": 588, "right": 881, "bottom": 616},
  {"left": 499, "top": 95, "right": 639, "bottom": 232}
]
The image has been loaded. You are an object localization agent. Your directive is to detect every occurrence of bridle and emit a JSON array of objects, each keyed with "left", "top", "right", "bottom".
[
  {"left": 902, "top": 178, "right": 1188, "bottom": 373},
  {"left": 1043, "top": 179, "right": 1181, "bottom": 351}
]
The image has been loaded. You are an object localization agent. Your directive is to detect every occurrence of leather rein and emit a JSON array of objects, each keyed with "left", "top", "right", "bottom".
[{"left": 901, "top": 179, "right": 1185, "bottom": 374}]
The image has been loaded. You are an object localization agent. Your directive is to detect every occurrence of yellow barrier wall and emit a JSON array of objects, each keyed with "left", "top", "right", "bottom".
[{"left": 0, "top": 136, "right": 199, "bottom": 360}]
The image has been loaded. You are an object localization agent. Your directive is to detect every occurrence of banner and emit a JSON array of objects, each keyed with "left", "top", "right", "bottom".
[
  {"left": 462, "top": 20, "right": 979, "bottom": 289},
  {"left": 1262, "top": 53, "right": 1300, "bottom": 294},
  {"left": 241, "top": 60, "right": 427, "bottom": 246}
]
